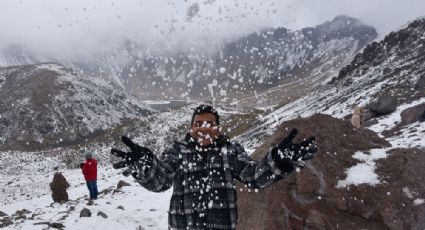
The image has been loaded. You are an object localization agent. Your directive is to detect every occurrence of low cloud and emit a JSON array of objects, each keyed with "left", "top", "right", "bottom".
[{"left": 1, "top": 0, "right": 424, "bottom": 61}]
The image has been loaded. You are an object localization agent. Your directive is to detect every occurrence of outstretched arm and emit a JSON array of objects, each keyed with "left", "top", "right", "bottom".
[
  {"left": 232, "top": 143, "right": 286, "bottom": 189},
  {"left": 131, "top": 148, "right": 179, "bottom": 192},
  {"left": 110, "top": 136, "right": 178, "bottom": 192},
  {"left": 233, "top": 128, "right": 317, "bottom": 189}
]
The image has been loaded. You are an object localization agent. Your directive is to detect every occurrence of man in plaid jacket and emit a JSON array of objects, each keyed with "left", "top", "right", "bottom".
[{"left": 111, "top": 104, "right": 317, "bottom": 229}]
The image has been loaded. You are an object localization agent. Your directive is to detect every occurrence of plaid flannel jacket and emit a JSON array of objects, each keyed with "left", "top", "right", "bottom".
[{"left": 133, "top": 134, "right": 291, "bottom": 230}]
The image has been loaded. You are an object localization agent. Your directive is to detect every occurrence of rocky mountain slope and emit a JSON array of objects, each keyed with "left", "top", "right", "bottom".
[
  {"left": 233, "top": 17, "right": 425, "bottom": 230},
  {"left": 0, "top": 15, "right": 377, "bottom": 104},
  {"left": 238, "top": 17, "right": 425, "bottom": 149},
  {"left": 238, "top": 114, "right": 425, "bottom": 230},
  {"left": 0, "top": 63, "right": 152, "bottom": 151},
  {"left": 1, "top": 15, "right": 425, "bottom": 230}
]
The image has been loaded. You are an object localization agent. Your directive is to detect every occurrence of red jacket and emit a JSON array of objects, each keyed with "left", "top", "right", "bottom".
[{"left": 82, "top": 158, "right": 97, "bottom": 181}]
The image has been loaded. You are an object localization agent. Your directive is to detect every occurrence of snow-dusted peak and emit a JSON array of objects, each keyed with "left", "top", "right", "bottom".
[{"left": 0, "top": 63, "right": 153, "bottom": 151}]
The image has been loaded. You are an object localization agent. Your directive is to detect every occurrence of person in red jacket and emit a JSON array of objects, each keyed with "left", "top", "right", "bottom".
[{"left": 81, "top": 152, "right": 98, "bottom": 200}]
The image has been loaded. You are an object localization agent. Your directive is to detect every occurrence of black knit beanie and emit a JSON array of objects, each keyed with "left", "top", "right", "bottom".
[{"left": 191, "top": 104, "right": 220, "bottom": 126}]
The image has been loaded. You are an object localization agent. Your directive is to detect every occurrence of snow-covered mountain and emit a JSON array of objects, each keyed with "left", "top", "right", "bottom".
[
  {"left": 231, "top": 19, "right": 425, "bottom": 229},
  {"left": 238, "top": 17, "right": 425, "bottom": 150},
  {"left": 0, "top": 63, "right": 152, "bottom": 151},
  {"left": 0, "top": 15, "right": 376, "bottom": 103},
  {"left": 1, "top": 16, "right": 425, "bottom": 230}
]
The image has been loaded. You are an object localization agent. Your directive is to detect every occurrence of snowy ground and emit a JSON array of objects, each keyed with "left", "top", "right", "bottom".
[
  {"left": 1, "top": 165, "right": 171, "bottom": 230},
  {"left": 1, "top": 97, "right": 424, "bottom": 229}
]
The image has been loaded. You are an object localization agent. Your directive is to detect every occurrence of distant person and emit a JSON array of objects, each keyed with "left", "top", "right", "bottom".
[
  {"left": 81, "top": 151, "right": 98, "bottom": 200},
  {"left": 351, "top": 106, "right": 364, "bottom": 129},
  {"left": 50, "top": 172, "right": 70, "bottom": 203},
  {"left": 111, "top": 104, "right": 318, "bottom": 229}
]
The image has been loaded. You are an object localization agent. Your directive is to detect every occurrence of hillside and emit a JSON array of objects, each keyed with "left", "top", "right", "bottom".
[
  {"left": 238, "top": 17, "right": 425, "bottom": 150},
  {"left": 0, "top": 16, "right": 376, "bottom": 104},
  {"left": 1, "top": 16, "right": 425, "bottom": 230},
  {"left": 0, "top": 63, "right": 152, "bottom": 151}
]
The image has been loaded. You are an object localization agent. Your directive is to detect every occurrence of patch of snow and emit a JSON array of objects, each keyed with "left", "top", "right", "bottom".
[
  {"left": 403, "top": 187, "right": 414, "bottom": 199},
  {"left": 337, "top": 148, "right": 388, "bottom": 188},
  {"left": 142, "top": 100, "right": 171, "bottom": 105},
  {"left": 414, "top": 199, "right": 424, "bottom": 206},
  {"left": 368, "top": 97, "right": 425, "bottom": 134}
]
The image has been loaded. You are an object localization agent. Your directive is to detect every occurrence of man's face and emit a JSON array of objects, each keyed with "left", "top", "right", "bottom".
[{"left": 190, "top": 113, "right": 220, "bottom": 147}]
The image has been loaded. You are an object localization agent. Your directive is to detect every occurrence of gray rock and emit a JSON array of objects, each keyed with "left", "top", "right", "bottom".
[
  {"left": 49, "top": 222, "right": 65, "bottom": 229},
  {"left": 14, "top": 209, "right": 31, "bottom": 220},
  {"left": 79, "top": 208, "right": 91, "bottom": 217},
  {"left": 97, "top": 211, "right": 108, "bottom": 219},
  {"left": 34, "top": 221, "right": 65, "bottom": 229},
  {"left": 400, "top": 103, "right": 425, "bottom": 124},
  {"left": 368, "top": 95, "right": 398, "bottom": 115},
  {"left": 117, "top": 180, "right": 131, "bottom": 190},
  {"left": 0, "top": 217, "right": 13, "bottom": 228}
]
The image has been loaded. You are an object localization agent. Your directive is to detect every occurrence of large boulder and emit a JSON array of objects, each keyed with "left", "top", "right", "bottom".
[
  {"left": 400, "top": 103, "right": 425, "bottom": 124},
  {"left": 368, "top": 95, "right": 398, "bottom": 115},
  {"left": 237, "top": 114, "right": 425, "bottom": 230},
  {"left": 49, "top": 172, "right": 70, "bottom": 203},
  {"left": 382, "top": 103, "right": 425, "bottom": 138}
]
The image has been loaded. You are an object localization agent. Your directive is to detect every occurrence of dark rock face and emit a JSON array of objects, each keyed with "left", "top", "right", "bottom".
[
  {"left": 374, "top": 148, "right": 425, "bottom": 230},
  {"left": 368, "top": 95, "right": 398, "bottom": 116},
  {"left": 416, "top": 76, "right": 425, "bottom": 88},
  {"left": 50, "top": 172, "right": 70, "bottom": 203},
  {"left": 237, "top": 114, "right": 425, "bottom": 230},
  {"left": 382, "top": 103, "right": 425, "bottom": 138},
  {"left": 400, "top": 103, "right": 425, "bottom": 124}
]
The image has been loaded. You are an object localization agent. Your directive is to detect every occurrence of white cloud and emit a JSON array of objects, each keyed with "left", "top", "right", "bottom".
[{"left": 1, "top": 0, "right": 424, "bottom": 60}]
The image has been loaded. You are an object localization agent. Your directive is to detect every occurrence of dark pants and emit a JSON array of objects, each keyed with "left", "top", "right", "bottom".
[{"left": 86, "top": 180, "right": 98, "bottom": 199}]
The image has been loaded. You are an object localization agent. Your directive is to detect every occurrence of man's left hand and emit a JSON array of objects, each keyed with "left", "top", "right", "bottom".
[{"left": 272, "top": 128, "right": 318, "bottom": 171}]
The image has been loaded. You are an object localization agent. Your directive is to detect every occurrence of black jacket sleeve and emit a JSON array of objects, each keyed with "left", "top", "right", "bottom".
[
  {"left": 132, "top": 144, "right": 179, "bottom": 192},
  {"left": 231, "top": 143, "right": 294, "bottom": 189}
]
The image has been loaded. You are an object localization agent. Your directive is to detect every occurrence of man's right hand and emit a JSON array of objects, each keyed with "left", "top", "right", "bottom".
[{"left": 110, "top": 136, "right": 154, "bottom": 171}]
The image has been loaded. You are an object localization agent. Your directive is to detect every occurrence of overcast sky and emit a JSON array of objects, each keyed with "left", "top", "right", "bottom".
[{"left": 1, "top": 0, "right": 424, "bottom": 59}]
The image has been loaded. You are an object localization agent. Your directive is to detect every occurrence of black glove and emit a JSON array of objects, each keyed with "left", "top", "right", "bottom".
[
  {"left": 79, "top": 163, "right": 84, "bottom": 169},
  {"left": 272, "top": 128, "right": 317, "bottom": 172},
  {"left": 110, "top": 136, "right": 154, "bottom": 177}
]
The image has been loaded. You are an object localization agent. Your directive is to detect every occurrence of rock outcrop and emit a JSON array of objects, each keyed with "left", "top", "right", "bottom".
[
  {"left": 237, "top": 114, "right": 425, "bottom": 230},
  {"left": 50, "top": 172, "right": 70, "bottom": 203}
]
